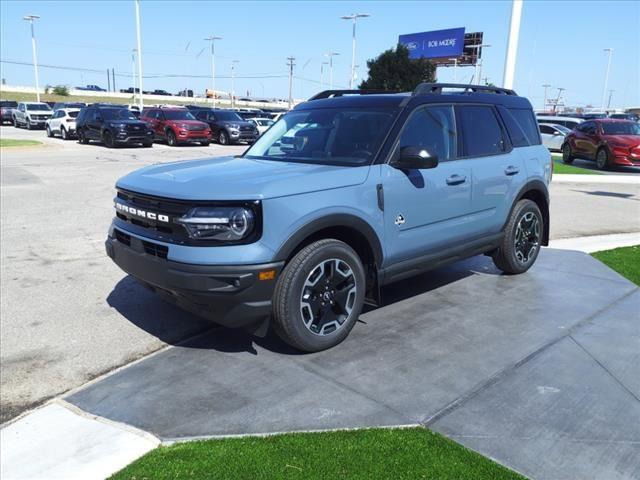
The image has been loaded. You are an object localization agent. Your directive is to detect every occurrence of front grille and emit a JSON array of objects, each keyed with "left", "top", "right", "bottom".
[
  {"left": 125, "top": 124, "right": 145, "bottom": 133},
  {"left": 186, "top": 124, "right": 205, "bottom": 132},
  {"left": 114, "top": 229, "right": 131, "bottom": 246},
  {"left": 113, "top": 189, "right": 262, "bottom": 246},
  {"left": 240, "top": 126, "right": 254, "bottom": 132}
]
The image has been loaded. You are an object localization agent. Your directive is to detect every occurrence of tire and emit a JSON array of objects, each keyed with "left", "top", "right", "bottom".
[
  {"left": 61, "top": 127, "right": 68, "bottom": 140},
  {"left": 143, "top": 140, "right": 153, "bottom": 148},
  {"left": 492, "top": 199, "right": 543, "bottom": 275},
  {"left": 46, "top": 125, "right": 53, "bottom": 137},
  {"left": 561, "top": 143, "right": 574, "bottom": 164},
  {"left": 201, "top": 141, "right": 210, "bottom": 146},
  {"left": 13, "top": 116, "right": 19, "bottom": 128},
  {"left": 26, "top": 119, "right": 32, "bottom": 130},
  {"left": 78, "top": 130, "right": 89, "bottom": 144},
  {"left": 596, "top": 147, "right": 609, "bottom": 171},
  {"left": 272, "top": 239, "right": 366, "bottom": 352},
  {"left": 166, "top": 129, "right": 177, "bottom": 146},
  {"left": 103, "top": 130, "right": 115, "bottom": 148},
  {"left": 218, "top": 130, "right": 229, "bottom": 145}
]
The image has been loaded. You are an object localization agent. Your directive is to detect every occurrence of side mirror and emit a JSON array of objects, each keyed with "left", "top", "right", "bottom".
[
  {"left": 553, "top": 131, "right": 562, "bottom": 136},
  {"left": 391, "top": 146, "right": 438, "bottom": 170}
]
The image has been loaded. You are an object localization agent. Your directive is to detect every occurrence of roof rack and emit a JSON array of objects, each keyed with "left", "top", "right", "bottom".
[
  {"left": 308, "top": 89, "right": 398, "bottom": 101},
  {"left": 413, "top": 83, "right": 517, "bottom": 96}
]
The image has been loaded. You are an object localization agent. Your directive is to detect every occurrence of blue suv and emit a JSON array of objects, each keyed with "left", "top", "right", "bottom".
[{"left": 106, "top": 83, "right": 551, "bottom": 352}]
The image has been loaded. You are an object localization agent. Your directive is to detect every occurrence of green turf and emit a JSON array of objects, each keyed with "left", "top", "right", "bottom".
[
  {"left": 111, "top": 427, "right": 526, "bottom": 480},
  {"left": 551, "top": 155, "right": 600, "bottom": 175},
  {"left": 0, "top": 138, "right": 42, "bottom": 148},
  {"left": 592, "top": 245, "right": 640, "bottom": 286}
]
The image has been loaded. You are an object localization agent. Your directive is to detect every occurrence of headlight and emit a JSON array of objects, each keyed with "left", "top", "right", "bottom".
[
  {"left": 229, "top": 124, "right": 240, "bottom": 130},
  {"left": 178, "top": 206, "right": 255, "bottom": 241},
  {"left": 111, "top": 122, "right": 126, "bottom": 129}
]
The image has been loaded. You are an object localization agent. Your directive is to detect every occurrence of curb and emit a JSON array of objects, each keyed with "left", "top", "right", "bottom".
[
  {"left": 549, "top": 232, "right": 640, "bottom": 253},
  {"left": 552, "top": 174, "right": 640, "bottom": 184}
]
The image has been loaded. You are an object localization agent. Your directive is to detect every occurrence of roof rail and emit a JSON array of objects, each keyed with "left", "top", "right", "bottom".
[
  {"left": 413, "top": 83, "right": 517, "bottom": 96},
  {"left": 308, "top": 89, "right": 398, "bottom": 101}
]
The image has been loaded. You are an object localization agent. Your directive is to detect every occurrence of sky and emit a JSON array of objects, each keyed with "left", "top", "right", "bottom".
[{"left": 1, "top": 0, "right": 639, "bottom": 109}]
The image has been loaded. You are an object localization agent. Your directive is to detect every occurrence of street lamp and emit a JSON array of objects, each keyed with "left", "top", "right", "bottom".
[
  {"left": 204, "top": 35, "right": 222, "bottom": 107},
  {"left": 23, "top": 15, "right": 40, "bottom": 102},
  {"left": 131, "top": 49, "right": 138, "bottom": 104},
  {"left": 601, "top": 48, "right": 613, "bottom": 112},
  {"left": 324, "top": 51, "right": 339, "bottom": 89},
  {"left": 134, "top": 0, "right": 144, "bottom": 111},
  {"left": 448, "top": 57, "right": 458, "bottom": 82},
  {"left": 230, "top": 60, "right": 239, "bottom": 108},
  {"left": 542, "top": 84, "right": 551, "bottom": 111},
  {"left": 469, "top": 44, "right": 491, "bottom": 85},
  {"left": 320, "top": 61, "right": 329, "bottom": 89},
  {"left": 340, "top": 13, "right": 370, "bottom": 89}
]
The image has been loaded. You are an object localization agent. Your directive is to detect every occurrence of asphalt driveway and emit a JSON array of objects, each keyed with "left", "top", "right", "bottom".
[{"left": 67, "top": 249, "right": 640, "bottom": 480}]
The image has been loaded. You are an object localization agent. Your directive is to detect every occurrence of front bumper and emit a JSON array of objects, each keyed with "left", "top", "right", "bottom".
[
  {"left": 176, "top": 131, "right": 212, "bottom": 143},
  {"left": 115, "top": 130, "right": 153, "bottom": 144},
  {"left": 105, "top": 230, "right": 283, "bottom": 328},
  {"left": 229, "top": 130, "right": 258, "bottom": 143}
]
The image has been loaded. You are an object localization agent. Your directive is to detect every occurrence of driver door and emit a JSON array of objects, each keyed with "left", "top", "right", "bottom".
[{"left": 382, "top": 104, "right": 473, "bottom": 266}]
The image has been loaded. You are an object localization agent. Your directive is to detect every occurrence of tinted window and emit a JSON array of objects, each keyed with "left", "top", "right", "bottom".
[
  {"left": 398, "top": 105, "right": 457, "bottom": 161},
  {"left": 214, "top": 110, "right": 243, "bottom": 121},
  {"left": 101, "top": 108, "right": 138, "bottom": 120},
  {"left": 581, "top": 121, "right": 596, "bottom": 134},
  {"left": 458, "top": 105, "right": 505, "bottom": 156},
  {"left": 498, "top": 106, "right": 529, "bottom": 147},
  {"left": 508, "top": 108, "right": 540, "bottom": 145},
  {"left": 27, "top": 103, "right": 51, "bottom": 111},
  {"left": 539, "top": 125, "right": 554, "bottom": 135},
  {"left": 601, "top": 122, "right": 640, "bottom": 135},
  {"left": 0, "top": 101, "right": 18, "bottom": 108},
  {"left": 68, "top": 111, "right": 79, "bottom": 118}
]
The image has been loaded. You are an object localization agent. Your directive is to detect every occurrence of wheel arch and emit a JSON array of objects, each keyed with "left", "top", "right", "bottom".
[{"left": 512, "top": 180, "right": 550, "bottom": 246}]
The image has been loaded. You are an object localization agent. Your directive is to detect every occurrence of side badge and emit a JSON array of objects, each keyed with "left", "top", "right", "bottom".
[{"left": 395, "top": 214, "right": 405, "bottom": 226}]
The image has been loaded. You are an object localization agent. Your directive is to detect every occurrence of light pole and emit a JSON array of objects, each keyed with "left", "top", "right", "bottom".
[
  {"left": 502, "top": 0, "right": 523, "bottom": 89},
  {"left": 325, "top": 51, "right": 339, "bottom": 89},
  {"left": 542, "top": 84, "right": 551, "bottom": 111},
  {"left": 448, "top": 57, "right": 458, "bottom": 82},
  {"left": 607, "top": 89, "right": 614, "bottom": 110},
  {"left": 204, "top": 35, "right": 222, "bottom": 107},
  {"left": 320, "top": 61, "right": 329, "bottom": 89},
  {"left": 287, "top": 56, "right": 296, "bottom": 109},
  {"left": 469, "top": 44, "right": 490, "bottom": 85},
  {"left": 340, "top": 13, "right": 370, "bottom": 89},
  {"left": 230, "top": 60, "right": 239, "bottom": 108},
  {"left": 553, "top": 87, "right": 565, "bottom": 114},
  {"left": 131, "top": 49, "right": 137, "bottom": 103},
  {"left": 601, "top": 48, "right": 613, "bottom": 112},
  {"left": 23, "top": 15, "right": 41, "bottom": 102},
  {"left": 134, "top": 0, "right": 144, "bottom": 111}
]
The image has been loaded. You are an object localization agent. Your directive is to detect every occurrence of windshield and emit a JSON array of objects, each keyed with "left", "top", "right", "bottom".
[
  {"left": 164, "top": 110, "right": 196, "bottom": 120},
  {"left": 555, "top": 125, "right": 572, "bottom": 134},
  {"left": 601, "top": 122, "right": 640, "bottom": 135},
  {"left": 1, "top": 101, "right": 17, "bottom": 107},
  {"left": 102, "top": 108, "right": 138, "bottom": 120},
  {"left": 245, "top": 107, "right": 396, "bottom": 166},
  {"left": 27, "top": 103, "right": 51, "bottom": 111},
  {"left": 215, "top": 111, "right": 243, "bottom": 121}
]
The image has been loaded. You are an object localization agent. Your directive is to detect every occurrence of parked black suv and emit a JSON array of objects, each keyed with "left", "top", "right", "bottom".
[
  {"left": 1, "top": 100, "right": 17, "bottom": 124},
  {"left": 76, "top": 105, "right": 154, "bottom": 148},
  {"left": 192, "top": 108, "right": 259, "bottom": 144}
]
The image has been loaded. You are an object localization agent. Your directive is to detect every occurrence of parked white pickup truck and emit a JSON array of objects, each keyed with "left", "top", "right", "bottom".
[{"left": 13, "top": 102, "right": 53, "bottom": 130}]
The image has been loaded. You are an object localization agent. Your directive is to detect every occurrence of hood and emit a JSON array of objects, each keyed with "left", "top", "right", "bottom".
[
  {"left": 167, "top": 120, "right": 209, "bottom": 128},
  {"left": 28, "top": 110, "right": 52, "bottom": 115},
  {"left": 116, "top": 156, "right": 370, "bottom": 200},
  {"left": 221, "top": 120, "right": 254, "bottom": 127},
  {"left": 603, "top": 135, "right": 640, "bottom": 147},
  {"left": 108, "top": 119, "right": 147, "bottom": 126}
]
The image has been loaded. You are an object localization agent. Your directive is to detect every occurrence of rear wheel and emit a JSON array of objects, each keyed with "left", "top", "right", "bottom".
[
  {"left": 561, "top": 143, "right": 574, "bottom": 164},
  {"left": 272, "top": 239, "right": 365, "bottom": 352},
  {"left": 596, "top": 148, "right": 609, "bottom": 170},
  {"left": 78, "top": 130, "right": 89, "bottom": 144},
  {"left": 46, "top": 125, "right": 53, "bottom": 137},
  {"left": 143, "top": 140, "right": 153, "bottom": 148},
  {"left": 201, "top": 141, "right": 210, "bottom": 146},
  {"left": 166, "top": 130, "right": 177, "bottom": 146},
  {"left": 61, "top": 127, "right": 69, "bottom": 140},
  {"left": 492, "top": 199, "right": 543, "bottom": 275}
]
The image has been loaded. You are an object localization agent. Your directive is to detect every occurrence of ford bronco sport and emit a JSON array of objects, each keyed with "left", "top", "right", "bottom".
[{"left": 106, "top": 83, "right": 551, "bottom": 352}]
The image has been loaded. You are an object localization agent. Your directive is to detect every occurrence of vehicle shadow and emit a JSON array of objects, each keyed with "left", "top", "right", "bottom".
[{"left": 107, "top": 255, "right": 500, "bottom": 356}]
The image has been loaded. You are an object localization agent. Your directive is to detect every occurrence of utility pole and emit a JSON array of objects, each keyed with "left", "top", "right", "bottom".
[
  {"left": 601, "top": 48, "right": 613, "bottom": 112},
  {"left": 231, "top": 60, "right": 239, "bottom": 108},
  {"left": 542, "top": 84, "right": 551, "bottom": 111},
  {"left": 340, "top": 13, "right": 370, "bottom": 88},
  {"left": 107, "top": 69, "right": 111, "bottom": 91},
  {"left": 23, "top": 15, "right": 41, "bottom": 102},
  {"left": 502, "top": 0, "right": 523, "bottom": 89},
  {"left": 325, "top": 51, "right": 339, "bottom": 90},
  {"left": 320, "top": 61, "right": 328, "bottom": 90},
  {"left": 204, "top": 35, "right": 222, "bottom": 107},
  {"left": 112, "top": 68, "right": 116, "bottom": 92},
  {"left": 134, "top": 0, "right": 144, "bottom": 111},
  {"left": 607, "top": 89, "right": 614, "bottom": 110},
  {"left": 131, "top": 49, "right": 137, "bottom": 103},
  {"left": 553, "top": 87, "right": 565, "bottom": 114},
  {"left": 287, "top": 56, "right": 296, "bottom": 109}
]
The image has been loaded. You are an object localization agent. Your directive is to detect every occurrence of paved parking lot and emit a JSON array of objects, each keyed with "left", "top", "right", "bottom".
[{"left": 1, "top": 125, "right": 639, "bottom": 427}]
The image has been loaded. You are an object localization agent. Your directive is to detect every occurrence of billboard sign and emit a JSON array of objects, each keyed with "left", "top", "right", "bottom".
[{"left": 399, "top": 27, "right": 466, "bottom": 60}]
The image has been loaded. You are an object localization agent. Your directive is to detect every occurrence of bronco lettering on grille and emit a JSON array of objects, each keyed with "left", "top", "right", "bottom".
[{"left": 115, "top": 202, "right": 170, "bottom": 222}]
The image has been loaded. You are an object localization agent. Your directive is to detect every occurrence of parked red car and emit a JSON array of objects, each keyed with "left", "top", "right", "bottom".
[
  {"left": 141, "top": 107, "right": 212, "bottom": 146},
  {"left": 561, "top": 119, "right": 640, "bottom": 170}
]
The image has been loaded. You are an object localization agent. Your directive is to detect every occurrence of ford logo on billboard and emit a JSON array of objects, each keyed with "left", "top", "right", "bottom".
[{"left": 399, "top": 27, "right": 465, "bottom": 60}]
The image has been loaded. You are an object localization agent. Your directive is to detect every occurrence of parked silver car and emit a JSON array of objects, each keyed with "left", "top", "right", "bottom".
[{"left": 539, "top": 123, "right": 571, "bottom": 152}]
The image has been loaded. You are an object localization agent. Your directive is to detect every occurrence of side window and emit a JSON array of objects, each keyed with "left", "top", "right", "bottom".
[
  {"left": 397, "top": 105, "right": 457, "bottom": 161},
  {"left": 497, "top": 105, "right": 529, "bottom": 147},
  {"left": 508, "top": 108, "right": 541, "bottom": 145},
  {"left": 196, "top": 111, "right": 206, "bottom": 120},
  {"left": 539, "top": 125, "right": 554, "bottom": 135},
  {"left": 93, "top": 110, "right": 102, "bottom": 122},
  {"left": 457, "top": 105, "right": 505, "bottom": 157}
]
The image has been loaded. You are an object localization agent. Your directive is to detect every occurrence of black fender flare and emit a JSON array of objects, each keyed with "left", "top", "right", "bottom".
[
  {"left": 274, "top": 213, "right": 383, "bottom": 267},
  {"left": 506, "top": 179, "right": 550, "bottom": 246}
]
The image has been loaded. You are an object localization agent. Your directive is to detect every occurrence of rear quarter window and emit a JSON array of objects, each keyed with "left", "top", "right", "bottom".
[{"left": 508, "top": 108, "right": 541, "bottom": 145}]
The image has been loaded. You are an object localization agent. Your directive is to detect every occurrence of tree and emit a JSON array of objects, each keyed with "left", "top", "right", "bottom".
[
  {"left": 52, "top": 85, "right": 70, "bottom": 96},
  {"left": 359, "top": 44, "right": 436, "bottom": 92}
]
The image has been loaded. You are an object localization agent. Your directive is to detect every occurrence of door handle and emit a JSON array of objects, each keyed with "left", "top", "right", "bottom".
[
  {"left": 446, "top": 174, "right": 466, "bottom": 185},
  {"left": 504, "top": 165, "right": 520, "bottom": 176}
]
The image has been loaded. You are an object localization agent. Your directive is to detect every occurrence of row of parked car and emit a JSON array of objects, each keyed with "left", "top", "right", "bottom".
[
  {"left": 0, "top": 100, "right": 281, "bottom": 148},
  {"left": 536, "top": 113, "right": 640, "bottom": 170}
]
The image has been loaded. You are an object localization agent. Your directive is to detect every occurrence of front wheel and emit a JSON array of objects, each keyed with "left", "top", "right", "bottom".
[
  {"left": 272, "top": 239, "right": 366, "bottom": 352},
  {"left": 492, "top": 199, "right": 543, "bottom": 275},
  {"left": 596, "top": 148, "right": 609, "bottom": 171},
  {"left": 26, "top": 119, "right": 32, "bottom": 130},
  {"left": 561, "top": 143, "right": 574, "bottom": 164},
  {"left": 201, "top": 141, "right": 210, "bottom": 146},
  {"left": 218, "top": 130, "right": 229, "bottom": 145},
  {"left": 46, "top": 125, "right": 53, "bottom": 137},
  {"left": 103, "top": 130, "right": 115, "bottom": 148},
  {"left": 166, "top": 130, "right": 177, "bottom": 146}
]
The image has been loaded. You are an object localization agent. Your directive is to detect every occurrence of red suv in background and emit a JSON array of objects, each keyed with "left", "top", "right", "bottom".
[
  {"left": 562, "top": 119, "right": 640, "bottom": 170},
  {"left": 141, "top": 107, "right": 212, "bottom": 146}
]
